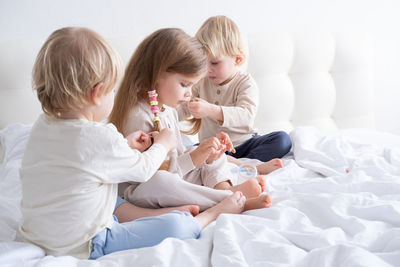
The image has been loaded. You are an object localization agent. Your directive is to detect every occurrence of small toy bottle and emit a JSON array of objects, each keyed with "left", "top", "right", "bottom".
[{"left": 238, "top": 163, "right": 258, "bottom": 180}]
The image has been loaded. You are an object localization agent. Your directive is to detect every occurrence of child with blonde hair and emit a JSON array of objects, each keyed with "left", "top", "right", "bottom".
[
  {"left": 109, "top": 28, "right": 271, "bottom": 212},
  {"left": 180, "top": 16, "right": 292, "bottom": 173},
  {"left": 19, "top": 27, "right": 246, "bottom": 259}
]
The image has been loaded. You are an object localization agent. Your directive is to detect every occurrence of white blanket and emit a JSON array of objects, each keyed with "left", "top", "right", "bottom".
[{"left": 1, "top": 125, "right": 399, "bottom": 267}]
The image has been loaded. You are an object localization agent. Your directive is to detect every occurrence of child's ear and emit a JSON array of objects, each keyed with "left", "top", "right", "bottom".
[
  {"left": 235, "top": 55, "right": 244, "bottom": 66},
  {"left": 235, "top": 51, "right": 246, "bottom": 66},
  {"left": 90, "top": 83, "right": 104, "bottom": 106}
]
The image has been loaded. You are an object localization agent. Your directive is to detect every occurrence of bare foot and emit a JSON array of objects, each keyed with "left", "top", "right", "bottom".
[
  {"left": 256, "top": 158, "right": 283, "bottom": 175},
  {"left": 256, "top": 176, "right": 267, "bottom": 193},
  {"left": 176, "top": 205, "right": 200, "bottom": 216},
  {"left": 231, "top": 177, "right": 265, "bottom": 198},
  {"left": 244, "top": 193, "right": 272, "bottom": 211},
  {"left": 195, "top": 191, "right": 246, "bottom": 227}
]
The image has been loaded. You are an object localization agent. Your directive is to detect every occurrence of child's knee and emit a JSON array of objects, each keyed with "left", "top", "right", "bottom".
[
  {"left": 161, "top": 211, "right": 201, "bottom": 240},
  {"left": 276, "top": 131, "right": 292, "bottom": 154},
  {"left": 152, "top": 171, "right": 181, "bottom": 186}
]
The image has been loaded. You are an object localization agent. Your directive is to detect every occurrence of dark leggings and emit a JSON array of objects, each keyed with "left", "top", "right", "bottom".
[{"left": 227, "top": 131, "right": 292, "bottom": 162}]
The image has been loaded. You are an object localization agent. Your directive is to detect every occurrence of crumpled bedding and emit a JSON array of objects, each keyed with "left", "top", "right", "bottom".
[{"left": 1, "top": 124, "right": 399, "bottom": 267}]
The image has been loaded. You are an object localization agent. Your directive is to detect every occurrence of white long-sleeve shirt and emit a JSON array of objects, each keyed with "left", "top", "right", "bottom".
[
  {"left": 19, "top": 114, "right": 167, "bottom": 259},
  {"left": 179, "top": 72, "right": 259, "bottom": 147}
]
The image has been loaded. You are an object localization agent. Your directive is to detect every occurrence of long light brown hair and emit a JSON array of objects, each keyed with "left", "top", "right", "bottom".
[{"left": 109, "top": 28, "right": 207, "bottom": 133}]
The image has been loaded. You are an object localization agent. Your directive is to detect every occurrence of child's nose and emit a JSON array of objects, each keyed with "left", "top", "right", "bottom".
[{"left": 184, "top": 90, "right": 192, "bottom": 99}]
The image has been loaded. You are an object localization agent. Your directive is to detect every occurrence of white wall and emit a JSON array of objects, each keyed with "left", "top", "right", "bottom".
[{"left": 1, "top": 0, "right": 399, "bottom": 134}]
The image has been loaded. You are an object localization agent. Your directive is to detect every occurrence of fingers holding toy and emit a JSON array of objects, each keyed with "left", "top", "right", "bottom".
[
  {"left": 190, "top": 137, "right": 224, "bottom": 166},
  {"left": 216, "top": 131, "right": 236, "bottom": 153},
  {"left": 126, "top": 130, "right": 152, "bottom": 152},
  {"left": 139, "top": 132, "right": 153, "bottom": 149},
  {"left": 188, "top": 97, "right": 211, "bottom": 118},
  {"left": 205, "top": 145, "right": 226, "bottom": 164},
  {"left": 204, "top": 136, "right": 225, "bottom": 153},
  {"left": 147, "top": 131, "right": 158, "bottom": 140},
  {"left": 202, "top": 136, "right": 227, "bottom": 164},
  {"left": 153, "top": 128, "right": 177, "bottom": 152}
]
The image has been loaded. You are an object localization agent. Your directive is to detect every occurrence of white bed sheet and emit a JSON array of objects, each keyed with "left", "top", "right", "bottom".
[{"left": 0, "top": 124, "right": 399, "bottom": 267}]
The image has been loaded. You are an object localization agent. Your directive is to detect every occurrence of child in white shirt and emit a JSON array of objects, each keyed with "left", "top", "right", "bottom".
[
  {"left": 109, "top": 28, "right": 272, "bottom": 212},
  {"left": 180, "top": 16, "right": 292, "bottom": 174},
  {"left": 19, "top": 27, "right": 246, "bottom": 259}
]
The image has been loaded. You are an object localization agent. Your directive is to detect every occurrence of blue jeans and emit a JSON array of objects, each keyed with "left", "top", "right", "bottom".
[
  {"left": 89, "top": 197, "right": 202, "bottom": 259},
  {"left": 227, "top": 131, "right": 292, "bottom": 162}
]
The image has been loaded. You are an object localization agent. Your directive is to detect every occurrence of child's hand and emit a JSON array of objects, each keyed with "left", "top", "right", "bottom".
[
  {"left": 205, "top": 148, "right": 226, "bottom": 164},
  {"left": 216, "top": 131, "right": 236, "bottom": 153},
  {"left": 204, "top": 132, "right": 234, "bottom": 164},
  {"left": 152, "top": 128, "right": 177, "bottom": 152},
  {"left": 188, "top": 97, "right": 211, "bottom": 118},
  {"left": 126, "top": 131, "right": 152, "bottom": 152},
  {"left": 190, "top": 137, "right": 225, "bottom": 166}
]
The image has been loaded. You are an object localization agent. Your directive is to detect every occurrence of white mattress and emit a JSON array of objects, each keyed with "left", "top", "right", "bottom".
[{"left": 1, "top": 124, "right": 399, "bottom": 267}]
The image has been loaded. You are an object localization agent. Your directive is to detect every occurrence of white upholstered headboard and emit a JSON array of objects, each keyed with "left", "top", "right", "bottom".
[
  {"left": 0, "top": 33, "right": 374, "bottom": 133},
  {"left": 248, "top": 32, "right": 374, "bottom": 134}
]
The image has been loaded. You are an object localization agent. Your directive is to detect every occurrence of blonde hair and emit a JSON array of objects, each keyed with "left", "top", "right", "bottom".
[
  {"left": 196, "top": 15, "right": 246, "bottom": 63},
  {"left": 32, "top": 27, "right": 121, "bottom": 117},
  {"left": 186, "top": 15, "right": 246, "bottom": 135},
  {"left": 109, "top": 28, "right": 207, "bottom": 133}
]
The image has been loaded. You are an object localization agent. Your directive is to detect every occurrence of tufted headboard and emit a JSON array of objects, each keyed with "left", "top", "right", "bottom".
[
  {"left": 0, "top": 33, "right": 374, "bottom": 133},
  {"left": 247, "top": 32, "right": 374, "bottom": 134}
]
